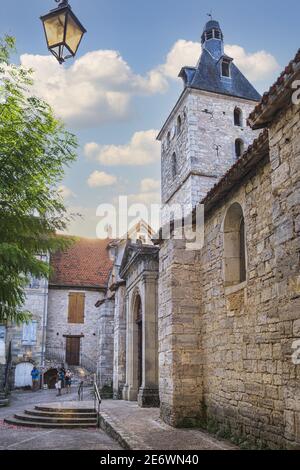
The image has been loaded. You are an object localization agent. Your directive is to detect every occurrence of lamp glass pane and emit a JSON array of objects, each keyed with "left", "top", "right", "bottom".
[
  {"left": 65, "top": 15, "right": 84, "bottom": 54},
  {"left": 43, "top": 13, "right": 66, "bottom": 47}
]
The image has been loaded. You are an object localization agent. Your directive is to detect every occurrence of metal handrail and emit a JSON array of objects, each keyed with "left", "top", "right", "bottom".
[
  {"left": 3, "top": 341, "right": 12, "bottom": 393},
  {"left": 78, "top": 381, "right": 84, "bottom": 401},
  {"left": 93, "top": 374, "right": 101, "bottom": 428}
]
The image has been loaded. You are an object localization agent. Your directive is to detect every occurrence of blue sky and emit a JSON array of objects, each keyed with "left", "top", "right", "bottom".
[{"left": 1, "top": 0, "right": 299, "bottom": 237}]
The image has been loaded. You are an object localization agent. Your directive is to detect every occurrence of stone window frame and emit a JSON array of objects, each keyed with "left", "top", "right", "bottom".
[
  {"left": 171, "top": 152, "right": 177, "bottom": 179},
  {"left": 222, "top": 201, "right": 248, "bottom": 292},
  {"left": 235, "top": 138, "right": 244, "bottom": 159},
  {"left": 234, "top": 107, "right": 243, "bottom": 127},
  {"left": 177, "top": 115, "right": 182, "bottom": 135}
]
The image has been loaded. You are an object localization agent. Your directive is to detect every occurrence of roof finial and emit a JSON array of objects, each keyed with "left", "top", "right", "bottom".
[{"left": 207, "top": 10, "right": 213, "bottom": 21}]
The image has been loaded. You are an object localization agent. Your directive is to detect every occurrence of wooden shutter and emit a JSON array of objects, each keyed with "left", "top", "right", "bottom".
[{"left": 68, "top": 293, "right": 85, "bottom": 324}]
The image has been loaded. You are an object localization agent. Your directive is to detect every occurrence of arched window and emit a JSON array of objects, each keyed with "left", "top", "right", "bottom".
[
  {"left": 172, "top": 152, "right": 177, "bottom": 178},
  {"left": 234, "top": 108, "right": 243, "bottom": 127},
  {"left": 167, "top": 131, "right": 171, "bottom": 147},
  {"left": 224, "top": 203, "right": 246, "bottom": 286},
  {"left": 177, "top": 115, "right": 182, "bottom": 134},
  {"left": 235, "top": 139, "right": 244, "bottom": 159}
]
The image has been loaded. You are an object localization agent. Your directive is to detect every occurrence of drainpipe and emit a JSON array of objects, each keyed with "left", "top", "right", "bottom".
[{"left": 40, "top": 256, "right": 49, "bottom": 387}]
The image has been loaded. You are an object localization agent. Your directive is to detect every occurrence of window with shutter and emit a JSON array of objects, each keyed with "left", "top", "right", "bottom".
[
  {"left": 68, "top": 293, "right": 85, "bottom": 324},
  {"left": 22, "top": 321, "right": 37, "bottom": 345}
]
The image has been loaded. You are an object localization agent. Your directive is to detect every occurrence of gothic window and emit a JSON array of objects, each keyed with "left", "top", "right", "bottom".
[
  {"left": 235, "top": 139, "right": 244, "bottom": 159},
  {"left": 234, "top": 108, "right": 243, "bottom": 127},
  {"left": 224, "top": 203, "right": 246, "bottom": 286},
  {"left": 68, "top": 292, "right": 85, "bottom": 324},
  {"left": 177, "top": 115, "right": 182, "bottom": 134},
  {"left": 221, "top": 59, "right": 231, "bottom": 78},
  {"left": 172, "top": 152, "right": 177, "bottom": 179}
]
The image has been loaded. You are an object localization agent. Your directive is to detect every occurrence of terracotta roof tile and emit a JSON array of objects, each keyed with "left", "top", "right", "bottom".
[{"left": 50, "top": 238, "right": 113, "bottom": 289}]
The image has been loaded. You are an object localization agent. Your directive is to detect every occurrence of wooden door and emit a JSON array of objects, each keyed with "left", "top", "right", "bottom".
[{"left": 66, "top": 337, "right": 80, "bottom": 366}]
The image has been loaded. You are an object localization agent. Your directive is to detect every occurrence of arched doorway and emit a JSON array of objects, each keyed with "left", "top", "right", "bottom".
[
  {"left": 44, "top": 368, "right": 58, "bottom": 389},
  {"left": 135, "top": 295, "right": 143, "bottom": 390},
  {"left": 14, "top": 362, "right": 33, "bottom": 388}
]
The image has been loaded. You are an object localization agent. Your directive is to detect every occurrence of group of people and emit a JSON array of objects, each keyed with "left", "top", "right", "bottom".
[
  {"left": 30, "top": 365, "right": 72, "bottom": 396},
  {"left": 55, "top": 366, "right": 72, "bottom": 397}
]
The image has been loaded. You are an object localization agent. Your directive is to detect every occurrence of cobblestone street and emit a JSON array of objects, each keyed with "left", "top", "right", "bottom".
[{"left": 0, "top": 389, "right": 121, "bottom": 450}]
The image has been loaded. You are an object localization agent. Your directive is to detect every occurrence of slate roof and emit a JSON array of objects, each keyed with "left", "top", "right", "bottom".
[
  {"left": 248, "top": 48, "right": 300, "bottom": 129},
  {"left": 179, "top": 19, "right": 261, "bottom": 102},
  {"left": 180, "top": 49, "right": 261, "bottom": 102},
  {"left": 50, "top": 237, "right": 113, "bottom": 289}
]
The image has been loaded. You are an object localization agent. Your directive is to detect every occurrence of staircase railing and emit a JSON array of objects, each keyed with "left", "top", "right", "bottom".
[
  {"left": 78, "top": 380, "right": 84, "bottom": 401},
  {"left": 45, "top": 348, "right": 97, "bottom": 374},
  {"left": 93, "top": 374, "right": 101, "bottom": 428},
  {"left": 3, "top": 341, "right": 12, "bottom": 394}
]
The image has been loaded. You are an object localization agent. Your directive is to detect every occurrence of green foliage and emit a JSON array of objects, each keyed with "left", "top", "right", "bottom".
[{"left": 0, "top": 36, "right": 78, "bottom": 323}]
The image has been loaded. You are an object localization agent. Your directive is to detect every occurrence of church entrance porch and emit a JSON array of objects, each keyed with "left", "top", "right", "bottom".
[{"left": 121, "top": 243, "right": 160, "bottom": 408}]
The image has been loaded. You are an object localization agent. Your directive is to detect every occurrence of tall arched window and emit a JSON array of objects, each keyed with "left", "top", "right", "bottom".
[
  {"left": 177, "top": 115, "right": 182, "bottom": 134},
  {"left": 234, "top": 108, "right": 243, "bottom": 127},
  {"left": 172, "top": 152, "right": 177, "bottom": 178},
  {"left": 224, "top": 203, "right": 246, "bottom": 286},
  {"left": 235, "top": 139, "right": 244, "bottom": 159},
  {"left": 167, "top": 131, "right": 171, "bottom": 147}
]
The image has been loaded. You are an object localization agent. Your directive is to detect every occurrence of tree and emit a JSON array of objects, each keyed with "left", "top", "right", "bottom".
[{"left": 0, "top": 36, "right": 78, "bottom": 323}]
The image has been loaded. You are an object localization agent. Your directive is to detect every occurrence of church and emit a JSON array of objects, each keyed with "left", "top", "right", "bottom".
[{"left": 1, "top": 18, "right": 299, "bottom": 450}]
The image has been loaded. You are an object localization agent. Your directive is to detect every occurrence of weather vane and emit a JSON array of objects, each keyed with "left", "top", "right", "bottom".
[{"left": 207, "top": 10, "right": 213, "bottom": 20}]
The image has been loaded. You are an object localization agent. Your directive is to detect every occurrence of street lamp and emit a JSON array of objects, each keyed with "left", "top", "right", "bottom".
[{"left": 40, "top": 0, "right": 86, "bottom": 64}]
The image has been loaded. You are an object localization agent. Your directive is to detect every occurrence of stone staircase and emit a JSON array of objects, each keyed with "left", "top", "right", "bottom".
[{"left": 4, "top": 404, "right": 98, "bottom": 429}]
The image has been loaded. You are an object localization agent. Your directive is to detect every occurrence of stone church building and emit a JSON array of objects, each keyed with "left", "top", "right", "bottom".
[{"left": 1, "top": 18, "right": 299, "bottom": 450}]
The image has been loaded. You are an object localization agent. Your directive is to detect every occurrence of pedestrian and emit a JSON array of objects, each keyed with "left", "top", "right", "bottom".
[
  {"left": 65, "top": 370, "right": 72, "bottom": 394},
  {"left": 60, "top": 365, "right": 66, "bottom": 388},
  {"left": 55, "top": 373, "right": 62, "bottom": 397},
  {"left": 31, "top": 366, "right": 40, "bottom": 392}
]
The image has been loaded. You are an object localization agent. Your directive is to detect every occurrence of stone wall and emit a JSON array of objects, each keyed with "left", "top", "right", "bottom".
[
  {"left": 158, "top": 99, "right": 300, "bottom": 448},
  {"left": 46, "top": 288, "right": 102, "bottom": 367},
  {"left": 98, "top": 299, "right": 114, "bottom": 396}
]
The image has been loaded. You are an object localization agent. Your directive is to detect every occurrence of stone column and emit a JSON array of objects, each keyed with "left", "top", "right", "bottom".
[
  {"left": 98, "top": 299, "right": 114, "bottom": 397},
  {"left": 138, "top": 273, "right": 160, "bottom": 408},
  {"left": 113, "top": 285, "right": 127, "bottom": 399}
]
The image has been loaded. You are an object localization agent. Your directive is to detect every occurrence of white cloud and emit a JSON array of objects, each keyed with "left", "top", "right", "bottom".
[
  {"left": 224, "top": 45, "right": 280, "bottom": 82},
  {"left": 140, "top": 178, "right": 161, "bottom": 192},
  {"left": 20, "top": 51, "right": 167, "bottom": 127},
  {"left": 87, "top": 171, "right": 117, "bottom": 188},
  {"left": 156, "top": 39, "right": 279, "bottom": 83},
  {"left": 84, "top": 129, "right": 160, "bottom": 166},
  {"left": 58, "top": 185, "right": 76, "bottom": 199}
]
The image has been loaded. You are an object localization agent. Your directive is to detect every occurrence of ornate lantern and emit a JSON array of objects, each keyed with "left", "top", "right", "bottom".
[{"left": 40, "top": 0, "right": 86, "bottom": 64}]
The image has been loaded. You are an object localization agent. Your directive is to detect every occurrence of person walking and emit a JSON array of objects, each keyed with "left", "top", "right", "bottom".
[
  {"left": 65, "top": 370, "right": 72, "bottom": 394},
  {"left": 31, "top": 366, "right": 40, "bottom": 392},
  {"left": 55, "top": 373, "right": 62, "bottom": 397}
]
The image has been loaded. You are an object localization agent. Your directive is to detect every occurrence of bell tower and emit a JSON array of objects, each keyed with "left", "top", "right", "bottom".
[{"left": 158, "top": 18, "right": 261, "bottom": 220}]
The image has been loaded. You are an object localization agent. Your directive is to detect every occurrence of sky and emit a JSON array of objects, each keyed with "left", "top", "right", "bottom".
[{"left": 0, "top": 0, "right": 299, "bottom": 238}]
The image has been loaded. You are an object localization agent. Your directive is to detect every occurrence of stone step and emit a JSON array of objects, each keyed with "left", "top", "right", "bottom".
[
  {"left": 25, "top": 409, "right": 97, "bottom": 419},
  {"left": 4, "top": 416, "right": 97, "bottom": 429},
  {"left": 14, "top": 412, "right": 97, "bottom": 425},
  {"left": 0, "top": 399, "right": 9, "bottom": 407},
  {"left": 35, "top": 405, "right": 95, "bottom": 413}
]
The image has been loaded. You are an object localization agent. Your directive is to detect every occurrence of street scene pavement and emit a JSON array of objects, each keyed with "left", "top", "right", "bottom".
[{"left": 0, "top": 388, "right": 121, "bottom": 450}]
